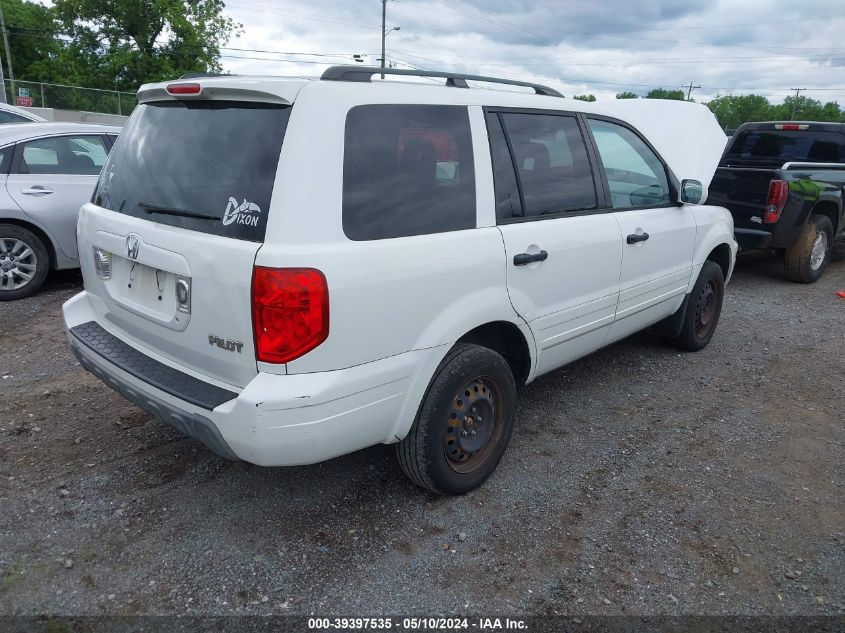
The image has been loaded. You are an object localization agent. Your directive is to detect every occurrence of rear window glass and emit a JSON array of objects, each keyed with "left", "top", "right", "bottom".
[
  {"left": 343, "top": 104, "right": 476, "bottom": 240},
  {"left": 724, "top": 130, "right": 845, "bottom": 166},
  {"left": 93, "top": 101, "right": 291, "bottom": 242}
]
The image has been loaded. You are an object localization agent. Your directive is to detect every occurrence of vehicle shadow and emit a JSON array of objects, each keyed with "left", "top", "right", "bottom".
[
  {"left": 730, "top": 250, "right": 786, "bottom": 282},
  {"left": 40, "top": 268, "right": 83, "bottom": 294}
]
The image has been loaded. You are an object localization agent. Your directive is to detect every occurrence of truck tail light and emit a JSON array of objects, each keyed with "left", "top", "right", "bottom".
[
  {"left": 764, "top": 180, "right": 789, "bottom": 224},
  {"left": 774, "top": 124, "right": 808, "bottom": 131},
  {"left": 251, "top": 267, "right": 329, "bottom": 364}
]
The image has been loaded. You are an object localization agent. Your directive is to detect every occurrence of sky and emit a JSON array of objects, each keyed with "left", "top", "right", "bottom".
[{"left": 217, "top": 0, "right": 845, "bottom": 105}]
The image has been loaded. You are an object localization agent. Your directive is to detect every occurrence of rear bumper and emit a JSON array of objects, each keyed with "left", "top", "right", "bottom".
[
  {"left": 69, "top": 332, "right": 238, "bottom": 460},
  {"left": 735, "top": 228, "right": 773, "bottom": 251},
  {"left": 64, "top": 291, "right": 438, "bottom": 466}
]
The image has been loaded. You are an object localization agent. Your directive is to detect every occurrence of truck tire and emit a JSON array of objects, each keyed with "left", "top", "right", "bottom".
[
  {"left": 784, "top": 215, "right": 834, "bottom": 283},
  {"left": 671, "top": 261, "right": 725, "bottom": 352},
  {"left": 397, "top": 343, "right": 516, "bottom": 495},
  {"left": 0, "top": 224, "right": 50, "bottom": 301}
]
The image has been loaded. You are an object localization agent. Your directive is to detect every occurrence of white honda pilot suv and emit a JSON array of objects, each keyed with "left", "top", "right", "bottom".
[{"left": 64, "top": 67, "right": 736, "bottom": 495}]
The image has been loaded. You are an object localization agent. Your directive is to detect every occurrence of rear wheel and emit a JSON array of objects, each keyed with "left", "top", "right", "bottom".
[
  {"left": 671, "top": 261, "right": 725, "bottom": 352},
  {"left": 397, "top": 343, "right": 516, "bottom": 495},
  {"left": 0, "top": 224, "right": 49, "bottom": 301},
  {"left": 784, "top": 215, "right": 833, "bottom": 283}
]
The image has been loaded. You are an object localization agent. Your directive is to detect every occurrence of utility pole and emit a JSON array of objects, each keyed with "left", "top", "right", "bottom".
[
  {"left": 0, "top": 0, "right": 12, "bottom": 104},
  {"left": 790, "top": 88, "right": 806, "bottom": 120},
  {"left": 380, "top": 0, "right": 387, "bottom": 79},
  {"left": 683, "top": 81, "right": 701, "bottom": 101}
]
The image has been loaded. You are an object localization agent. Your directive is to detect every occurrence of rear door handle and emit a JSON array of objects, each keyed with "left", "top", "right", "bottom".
[
  {"left": 513, "top": 250, "right": 548, "bottom": 266},
  {"left": 21, "top": 187, "right": 54, "bottom": 196},
  {"left": 626, "top": 232, "right": 650, "bottom": 244}
]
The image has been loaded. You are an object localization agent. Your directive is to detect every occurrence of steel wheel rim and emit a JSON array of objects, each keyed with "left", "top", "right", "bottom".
[
  {"left": 443, "top": 376, "right": 503, "bottom": 474},
  {"left": 0, "top": 237, "right": 38, "bottom": 291},
  {"left": 809, "top": 232, "right": 828, "bottom": 271},
  {"left": 694, "top": 280, "right": 718, "bottom": 338}
]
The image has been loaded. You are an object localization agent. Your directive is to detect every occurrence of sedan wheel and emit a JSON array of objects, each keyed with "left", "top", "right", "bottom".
[
  {"left": 0, "top": 237, "right": 39, "bottom": 291},
  {"left": 0, "top": 224, "right": 50, "bottom": 301}
]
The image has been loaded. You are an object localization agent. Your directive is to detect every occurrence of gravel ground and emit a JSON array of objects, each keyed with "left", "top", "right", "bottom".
[{"left": 0, "top": 256, "right": 843, "bottom": 617}]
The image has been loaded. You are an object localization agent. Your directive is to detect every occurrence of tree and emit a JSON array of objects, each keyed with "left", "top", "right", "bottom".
[
  {"left": 705, "top": 94, "right": 844, "bottom": 130},
  {"left": 645, "top": 88, "right": 685, "bottom": 101},
  {"left": 615, "top": 91, "right": 638, "bottom": 99},
  {"left": 706, "top": 94, "right": 773, "bottom": 131},
  {"left": 775, "top": 95, "right": 828, "bottom": 121},
  {"left": 52, "top": 0, "right": 242, "bottom": 91},
  {"left": 573, "top": 93, "right": 596, "bottom": 102},
  {"left": 0, "top": 0, "right": 62, "bottom": 83}
]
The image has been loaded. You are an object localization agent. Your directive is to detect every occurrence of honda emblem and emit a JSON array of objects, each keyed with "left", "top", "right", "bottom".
[{"left": 126, "top": 234, "right": 140, "bottom": 260}]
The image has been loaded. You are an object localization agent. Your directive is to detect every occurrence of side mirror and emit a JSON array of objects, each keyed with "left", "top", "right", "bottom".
[{"left": 680, "top": 179, "right": 706, "bottom": 205}]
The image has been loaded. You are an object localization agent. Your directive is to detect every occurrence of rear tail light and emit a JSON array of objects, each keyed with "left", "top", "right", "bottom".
[
  {"left": 764, "top": 180, "right": 789, "bottom": 223},
  {"left": 251, "top": 267, "right": 329, "bottom": 364},
  {"left": 166, "top": 83, "right": 201, "bottom": 95},
  {"left": 93, "top": 247, "right": 112, "bottom": 279},
  {"left": 175, "top": 276, "right": 191, "bottom": 314},
  {"left": 774, "top": 124, "right": 808, "bottom": 131}
]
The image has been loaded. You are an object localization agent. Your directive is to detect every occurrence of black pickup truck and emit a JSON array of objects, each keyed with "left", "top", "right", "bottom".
[{"left": 709, "top": 121, "right": 845, "bottom": 282}]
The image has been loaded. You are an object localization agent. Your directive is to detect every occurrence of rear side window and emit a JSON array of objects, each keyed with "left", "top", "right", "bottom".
[
  {"left": 588, "top": 119, "right": 672, "bottom": 209},
  {"left": 0, "top": 146, "right": 13, "bottom": 173},
  {"left": 0, "top": 110, "right": 31, "bottom": 124},
  {"left": 498, "top": 113, "right": 597, "bottom": 218},
  {"left": 343, "top": 105, "right": 476, "bottom": 240},
  {"left": 94, "top": 101, "right": 291, "bottom": 242},
  {"left": 19, "top": 135, "right": 109, "bottom": 175},
  {"left": 486, "top": 113, "right": 523, "bottom": 221},
  {"left": 724, "top": 130, "right": 845, "bottom": 166}
]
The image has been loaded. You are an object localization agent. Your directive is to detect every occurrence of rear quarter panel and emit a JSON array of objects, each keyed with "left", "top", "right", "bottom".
[
  {"left": 257, "top": 83, "right": 524, "bottom": 376},
  {"left": 782, "top": 169, "right": 844, "bottom": 236}
]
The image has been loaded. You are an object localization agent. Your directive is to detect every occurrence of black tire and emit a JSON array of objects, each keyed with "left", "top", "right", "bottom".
[
  {"left": 831, "top": 238, "right": 845, "bottom": 262},
  {"left": 0, "top": 223, "right": 49, "bottom": 301},
  {"left": 784, "top": 215, "right": 834, "bottom": 283},
  {"left": 671, "top": 261, "right": 725, "bottom": 352},
  {"left": 397, "top": 343, "right": 517, "bottom": 495}
]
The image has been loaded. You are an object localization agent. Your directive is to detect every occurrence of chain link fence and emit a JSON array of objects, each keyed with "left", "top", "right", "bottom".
[{"left": 1, "top": 79, "right": 137, "bottom": 115}]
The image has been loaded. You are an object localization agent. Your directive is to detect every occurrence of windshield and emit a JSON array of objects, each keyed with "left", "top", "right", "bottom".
[
  {"left": 93, "top": 100, "right": 291, "bottom": 242},
  {"left": 723, "top": 130, "right": 845, "bottom": 167}
]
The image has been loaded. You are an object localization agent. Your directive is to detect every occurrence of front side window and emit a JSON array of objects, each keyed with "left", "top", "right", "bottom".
[
  {"left": 498, "top": 113, "right": 597, "bottom": 218},
  {"left": 343, "top": 104, "right": 476, "bottom": 240},
  {"left": 588, "top": 119, "right": 671, "bottom": 209},
  {"left": 19, "top": 135, "right": 109, "bottom": 175}
]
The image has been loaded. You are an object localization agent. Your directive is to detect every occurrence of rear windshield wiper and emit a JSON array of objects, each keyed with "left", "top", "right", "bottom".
[{"left": 138, "top": 201, "right": 220, "bottom": 221}]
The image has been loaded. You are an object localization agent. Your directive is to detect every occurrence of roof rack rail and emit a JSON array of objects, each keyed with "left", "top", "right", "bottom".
[{"left": 320, "top": 65, "right": 563, "bottom": 98}]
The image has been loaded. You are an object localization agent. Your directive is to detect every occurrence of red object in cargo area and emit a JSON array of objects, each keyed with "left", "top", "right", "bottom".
[
  {"left": 251, "top": 267, "right": 329, "bottom": 364},
  {"left": 837, "top": 291, "right": 845, "bottom": 299},
  {"left": 764, "top": 180, "right": 789, "bottom": 224}
]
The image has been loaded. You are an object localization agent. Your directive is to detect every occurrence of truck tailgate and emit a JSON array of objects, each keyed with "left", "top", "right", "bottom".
[{"left": 708, "top": 166, "right": 777, "bottom": 230}]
